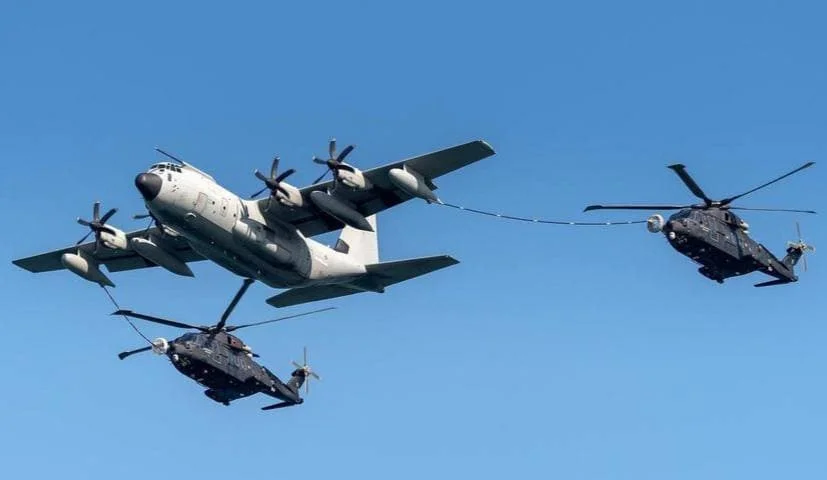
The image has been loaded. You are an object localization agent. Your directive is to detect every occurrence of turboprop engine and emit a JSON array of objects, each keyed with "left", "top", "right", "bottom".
[{"left": 647, "top": 214, "right": 665, "bottom": 233}]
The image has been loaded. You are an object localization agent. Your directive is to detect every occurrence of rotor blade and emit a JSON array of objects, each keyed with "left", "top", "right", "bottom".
[
  {"left": 215, "top": 278, "right": 255, "bottom": 331},
  {"left": 226, "top": 307, "right": 336, "bottom": 332},
  {"left": 270, "top": 156, "right": 280, "bottom": 179},
  {"left": 803, "top": 254, "right": 808, "bottom": 272},
  {"left": 292, "top": 361, "right": 303, "bottom": 369},
  {"left": 99, "top": 208, "right": 117, "bottom": 224},
  {"left": 729, "top": 207, "right": 817, "bottom": 214},
  {"left": 313, "top": 170, "right": 329, "bottom": 184},
  {"left": 274, "top": 168, "right": 296, "bottom": 183},
  {"left": 93, "top": 201, "right": 101, "bottom": 221},
  {"left": 720, "top": 161, "right": 815, "bottom": 206},
  {"left": 112, "top": 309, "right": 204, "bottom": 331},
  {"left": 336, "top": 145, "right": 354, "bottom": 163},
  {"left": 584, "top": 204, "right": 690, "bottom": 212},
  {"left": 118, "top": 346, "right": 152, "bottom": 360},
  {"left": 796, "top": 221, "right": 802, "bottom": 239},
  {"left": 250, "top": 186, "right": 268, "bottom": 199},
  {"left": 75, "top": 230, "right": 93, "bottom": 245},
  {"left": 304, "top": 346, "right": 307, "bottom": 365},
  {"left": 667, "top": 164, "right": 711, "bottom": 203}
]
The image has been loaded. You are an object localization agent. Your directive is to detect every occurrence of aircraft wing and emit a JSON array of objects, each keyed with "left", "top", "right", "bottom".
[
  {"left": 257, "top": 140, "right": 495, "bottom": 237},
  {"left": 12, "top": 227, "right": 205, "bottom": 274}
]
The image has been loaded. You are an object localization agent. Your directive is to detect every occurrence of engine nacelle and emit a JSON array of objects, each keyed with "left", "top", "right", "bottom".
[
  {"left": 337, "top": 166, "right": 371, "bottom": 190},
  {"left": 388, "top": 166, "right": 439, "bottom": 203},
  {"left": 99, "top": 225, "right": 128, "bottom": 250},
  {"left": 130, "top": 237, "right": 194, "bottom": 277},
  {"left": 60, "top": 252, "right": 115, "bottom": 287},
  {"left": 275, "top": 183, "right": 305, "bottom": 208},
  {"left": 647, "top": 214, "right": 665, "bottom": 233},
  {"left": 231, "top": 219, "right": 296, "bottom": 267}
]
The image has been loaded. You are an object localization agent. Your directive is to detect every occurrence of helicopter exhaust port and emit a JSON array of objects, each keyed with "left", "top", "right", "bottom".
[{"left": 647, "top": 214, "right": 665, "bottom": 233}]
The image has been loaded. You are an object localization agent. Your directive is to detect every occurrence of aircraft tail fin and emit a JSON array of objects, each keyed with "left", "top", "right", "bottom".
[
  {"left": 333, "top": 214, "right": 378, "bottom": 265},
  {"left": 266, "top": 255, "right": 459, "bottom": 307}
]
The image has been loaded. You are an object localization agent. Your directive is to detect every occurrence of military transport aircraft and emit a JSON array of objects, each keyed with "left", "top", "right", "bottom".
[{"left": 13, "top": 139, "right": 495, "bottom": 307}]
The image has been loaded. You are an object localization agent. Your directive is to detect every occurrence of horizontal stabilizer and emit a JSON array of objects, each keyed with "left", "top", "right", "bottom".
[
  {"left": 267, "top": 255, "right": 459, "bottom": 307},
  {"left": 754, "top": 279, "right": 793, "bottom": 288}
]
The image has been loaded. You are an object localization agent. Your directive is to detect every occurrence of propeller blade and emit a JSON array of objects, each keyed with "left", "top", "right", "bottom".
[
  {"left": 720, "top": 161, "right": 815, "bottom": 206},
  {"left": 112, "top": 309, "right": 205, "bottom": 331},
  {"left": 274, "top": 168, "right": 296, "bottom": 183},
  {"left": 292, "top": 361, "right": 303, "bottom": 369},
  {"left": 133, "top": 213, "right": 151, "bottom": 220},
  {"left": 312, "top": 156, "right": 327, "bottom": 165},
  {"left": 729, "top": 207, "right": 817, "bottom": 214},
  {"left": 254, "top": 170, "right": 270, "bottom": 182},
  {"left": 93, "top": 201, "right": 101, "bottom": 221},
  {"left": 329, "top": 138, "right": 336, "bottom": 159},
  {"left": 118, "top": 346, "right": 152, "bottom": 360},
  {"left": 270, "top": 156, "right": 280, "bottom": 179},
  {"left": 250, "top": 186, "right": 269, "bottom": 199},
  {"left": 584, "top": 204, "right": 690, "bottom": 212},
  {"left": 214, "top": 278, "right": 255, "bottom": 332},
  {"left": 336, "top": 145, "right": 354, "bottom": 163},
  {"left": 330, "top": 163, "right": 356, "bottom": 173},
  {"left": 667, "top": 164, "right": 711, "bottom": 204},
  {"left": 313, "top": 170, "right": 329, "bottom": 184},
  {"left": 227, "top": 307, "right": 335, "bottom": 332},
  {"left": 75, "top": 230, "right": 93, "bottom": 245},
  {"left": 77, "top": 218, "right": 92, "bottom": 227},
  {"left": 99, "top": 208, "right": 117, "bottom": 224}
]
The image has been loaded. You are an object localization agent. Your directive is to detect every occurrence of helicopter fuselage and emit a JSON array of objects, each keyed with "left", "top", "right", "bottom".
[
  {"left": 658, "top": 208, "right": 796, "bottom": 283},
  {"left": 161, "top": 331, "right": 303, "bottom": 406}
]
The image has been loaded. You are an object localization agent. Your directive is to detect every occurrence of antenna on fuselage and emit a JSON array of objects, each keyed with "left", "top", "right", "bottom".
[{"left": 154, "top": 147, "right": 186, "bottom": 165}]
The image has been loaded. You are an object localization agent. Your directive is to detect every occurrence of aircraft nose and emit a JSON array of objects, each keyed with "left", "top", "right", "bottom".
[{"left": 135, "top": 173, "right": 162, "bottom": 201}]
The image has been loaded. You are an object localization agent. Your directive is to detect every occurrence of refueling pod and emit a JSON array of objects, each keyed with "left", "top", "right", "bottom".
[
  {"left": 60, "top": 251, "right": 115, "bottom": 287},
  {"left": 388, "top": 166, "right": 439, "bottom": 203}
]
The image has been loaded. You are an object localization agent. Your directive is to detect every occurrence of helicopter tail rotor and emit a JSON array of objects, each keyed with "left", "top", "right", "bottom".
[
  {"left": 786, "top": 222, "right": 815, "bottom": 272},
  {"left": 290, "top": 346, "right": 320, "bottom": 395}
]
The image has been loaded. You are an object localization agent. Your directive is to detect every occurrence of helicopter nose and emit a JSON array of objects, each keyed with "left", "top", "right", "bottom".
[{"left": 135, "top": 173, "right": 162, "bottom": 201}]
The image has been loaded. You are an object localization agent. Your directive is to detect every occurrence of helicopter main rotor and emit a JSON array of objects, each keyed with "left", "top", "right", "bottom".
[{"left": 585, "top": 162, "right": 816, "bottom": 214}]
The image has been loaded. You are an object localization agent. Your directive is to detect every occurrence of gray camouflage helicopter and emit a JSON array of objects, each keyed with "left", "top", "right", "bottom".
[
  {"left": 585, "top": 162, "right": 816, "bottom": 286},
  {"left": 115, "top": 279, "right": 332, "bottom": 410}
]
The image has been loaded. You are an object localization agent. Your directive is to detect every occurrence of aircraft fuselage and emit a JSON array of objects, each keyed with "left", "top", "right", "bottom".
[{"left": 136, "top": 162, "right": 366, "bottom": 288}]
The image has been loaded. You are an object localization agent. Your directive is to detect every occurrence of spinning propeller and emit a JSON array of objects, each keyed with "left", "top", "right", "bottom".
[
  {"left": 291, "top": 346, "right": 320, "bottom": 394},
  {"left": 585, "top": 162, "right": 816, "bottom": 214},
  {"left": 787, "top": 221, "right": 815, "bottom": 271},
  {"left": 115, "top": 279, "right": 335, "bottom": 359},
  {"left": 76, "top": 201, "right": 118, "bottom": 253},
  {"left": 250, "top": 156, "right": 296, "bottom": 211},
  {"left": 312, "top": 138, "right": 355, "bottom": 185}
]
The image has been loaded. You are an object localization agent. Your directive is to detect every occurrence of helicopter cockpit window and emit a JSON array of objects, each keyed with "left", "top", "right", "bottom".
[{"left": 179, "top": 333, "right": 199, "bottom": 346}]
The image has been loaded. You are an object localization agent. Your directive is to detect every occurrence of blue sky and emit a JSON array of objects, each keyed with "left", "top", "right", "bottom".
[{"left": 1, "top": 1, "right": 826, "bottom": 478}]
